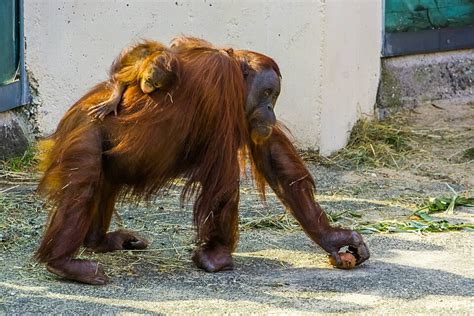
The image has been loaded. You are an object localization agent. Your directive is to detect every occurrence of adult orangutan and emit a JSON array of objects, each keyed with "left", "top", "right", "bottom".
[{"left": 36, "top": 37, "right": 369, "bottom": 284}]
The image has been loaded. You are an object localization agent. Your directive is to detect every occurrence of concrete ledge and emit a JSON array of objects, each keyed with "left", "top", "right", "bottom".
[{"left": 377, "top": 49, "right": 474, "bottom": 118}]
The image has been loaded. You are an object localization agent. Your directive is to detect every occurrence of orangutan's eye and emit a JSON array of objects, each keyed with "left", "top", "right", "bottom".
[{"left": 264, "top": 89, "right": 272, "bottom": 96}]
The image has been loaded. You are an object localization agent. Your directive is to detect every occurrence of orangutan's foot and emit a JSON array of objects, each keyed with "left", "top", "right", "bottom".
[
  {"left": 192, "top": 244, "right": 234, "bottom": 272},
  {"left": 46, "top": 258, "right": 108, "bottom": 285}
]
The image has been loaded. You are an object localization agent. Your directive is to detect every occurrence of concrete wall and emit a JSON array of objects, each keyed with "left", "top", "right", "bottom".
[
  {"left": 377, "top": 49, "right": 474, "bottom": 118},
  {"left": 24, "top": 0, "right": 382, "bottom": 155},
  {"left": 320, "top": 0, "right": 382, "bottom": 155}
]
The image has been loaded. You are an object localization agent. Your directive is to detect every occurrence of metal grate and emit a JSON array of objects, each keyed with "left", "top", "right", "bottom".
[
  {"left": 0, "top": 0, "right": 29, "bottom": 112},
  {"left": 383, "top": 0, "right": 474, "bottom": 57}
]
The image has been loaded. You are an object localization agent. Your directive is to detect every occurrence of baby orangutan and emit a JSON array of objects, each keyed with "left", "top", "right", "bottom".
[{"left": 88, "top": 40, "right": 179, "bottom": 120}]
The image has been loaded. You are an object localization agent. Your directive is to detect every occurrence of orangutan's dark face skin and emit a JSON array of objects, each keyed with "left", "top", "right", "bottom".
[{"left": 245, "top": 68, "right": 281, "bottom": 144}]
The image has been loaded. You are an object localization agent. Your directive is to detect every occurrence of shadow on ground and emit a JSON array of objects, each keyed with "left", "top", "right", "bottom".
[{"left": 1, "top": 232, "right": 473, "bottom": 314}]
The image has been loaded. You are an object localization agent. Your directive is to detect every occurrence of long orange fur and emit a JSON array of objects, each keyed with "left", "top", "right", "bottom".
[{"left": 36, "top": 41, "right": 249, "bottom": 262}]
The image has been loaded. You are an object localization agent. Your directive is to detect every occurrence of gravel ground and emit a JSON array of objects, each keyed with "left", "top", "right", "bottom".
[{"left": 1, "top": 103, "right": 473, "bottom": 314}]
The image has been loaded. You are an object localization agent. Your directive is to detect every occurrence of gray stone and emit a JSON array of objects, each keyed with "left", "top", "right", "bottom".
[{"left": 0, "top": 111, "right": 29, "bottom": 160}]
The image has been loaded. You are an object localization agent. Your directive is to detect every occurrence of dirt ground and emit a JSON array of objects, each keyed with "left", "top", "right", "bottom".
[{"left": 0, "top": 103, "right": 473, "bottom": 314}]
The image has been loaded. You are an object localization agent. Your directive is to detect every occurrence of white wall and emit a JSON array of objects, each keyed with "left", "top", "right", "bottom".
[
  {"left": 24, "top": 0, "right": 382, "bottom": 155},
  {"left": 319, "top": 0, "right": 382, "bottom": 155}
]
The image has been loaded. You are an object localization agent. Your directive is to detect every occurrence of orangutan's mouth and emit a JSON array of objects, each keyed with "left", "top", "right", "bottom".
[{"left": 251, "top": 125, "right": 274, "bottom": 144}]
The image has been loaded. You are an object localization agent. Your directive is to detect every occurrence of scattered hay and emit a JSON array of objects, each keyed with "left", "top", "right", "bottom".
[
  {"left": 327, "top": 209, "right": 362, "bottom": 222},
  {"left": 0, "top": 187, "right": 43, "bottom": 250},
  {"left": 299, "top": 117, "right": 413, "bottom": 169},
  {"left": 0, "top": 170, "right": 39, "bottom": 184},
  {"left": 297, "top": 149, "right": 335, "bottom": 167},
  {"left": 240, "top": 209, "right": 360, "bottom": 232},
  {"left": 331, "top": 118, "right": 412, "bottom": 168},
  {"left": 79, "top": 245, "right": 195, "bottom": 276},
  {"left": 240, "top": 212, "right": 298, "bottom": 231}
]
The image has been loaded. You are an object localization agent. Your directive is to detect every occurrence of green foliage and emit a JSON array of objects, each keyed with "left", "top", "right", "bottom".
[
  {"left": 359, "top": 193, "right": 474, "bottom": 234},
  {"left": 1, "top": 146, "right": 37, "bottom": 172},
  {"left": 462, "top": 147, "right": 474, "bottom": 160},
  {"left": 420, "top": 196, "right": 474, "bottom": 214},
  {"left": 357, "top": 220, "right": 473, "bottom": 234}
]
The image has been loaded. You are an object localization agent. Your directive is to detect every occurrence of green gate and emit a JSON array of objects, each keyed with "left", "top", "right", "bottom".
[
  {"left": 0, "top": 0, "right": 29, "bottom": 112},
  {"left": 384, "top": 0, "right": 474, "bottom": 56}
]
